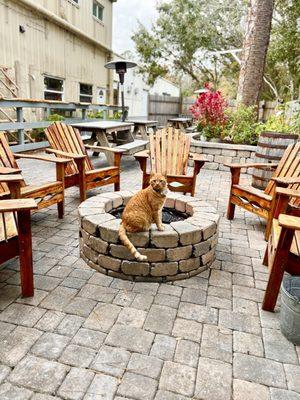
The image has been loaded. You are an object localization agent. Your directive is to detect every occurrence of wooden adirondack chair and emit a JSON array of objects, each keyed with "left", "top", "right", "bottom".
[
  {"left": 226, "top": 142, "right": 300, "bottom": 239},
  {"left": 45, "top": 122, "right": 123, "bottom": 202},
  {"left": 0, "top": 174, "right": 37, "bottom": 297},
  {"left": 262, "top": 187, "right": 300, "bottom": 311},
  {"left": 134, "top": 128, "right": 206, "bottom": 196},
  {"left": 0, "top": 132, "right": 67, "bottom": 217}
]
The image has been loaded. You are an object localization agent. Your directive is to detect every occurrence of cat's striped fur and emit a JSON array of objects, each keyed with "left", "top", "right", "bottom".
[{"left": 119, "top": 173, "right": 167, "bottom": 261}]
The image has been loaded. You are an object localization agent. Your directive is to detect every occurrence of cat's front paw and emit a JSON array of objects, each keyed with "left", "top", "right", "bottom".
[
  {"left": 136, "top": 254, "right": 148, "bottom": 261},
  {"left": 158, "top": 225, "right": 165, "bottom": 231}
]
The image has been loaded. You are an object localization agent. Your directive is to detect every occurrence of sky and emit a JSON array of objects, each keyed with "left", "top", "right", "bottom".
[{"left": 112, "top": 0, "right": 158, "bottom": 56}]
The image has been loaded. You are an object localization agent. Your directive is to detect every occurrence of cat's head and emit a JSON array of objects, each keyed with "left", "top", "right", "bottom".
[{"left": 150, "top": 172, "right": 168, "bottom": 195}]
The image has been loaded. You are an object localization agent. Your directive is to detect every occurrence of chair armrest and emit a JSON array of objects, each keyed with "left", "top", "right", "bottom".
[
  {"left": 224, "top": 162, "right": 278, "bottom": 169},
  {"left": 0, "top": 167, "right": 21, "bottom": 174},
  {"left": 276, "top": 187, "right": 300, "bottom": 199},
  {"left": 46, "top": 148, "right": 86, "bottom": 160},
  {"left": 189, "top": 153, "right": 207, "bottom": 162},
  {"left": 272, "top": 177, "right": 300, "bottom": 186},
  {"left": 85, "top": 144, "right": 124, "bottom": 154},
  {"left": 279, "top": 214, "right": 300, "bottom": 231},
  {"left": 0, "top": 198, "right": 37, "bottom": 212},
  {"left": 14, "top": 153, "right": 69, "bottom": 164},
  {"left": 134, "top": 150, "right": 149, "bottom": 159},
  {"left": 0, "top": 174, "right": 23, "bottom": 183}
]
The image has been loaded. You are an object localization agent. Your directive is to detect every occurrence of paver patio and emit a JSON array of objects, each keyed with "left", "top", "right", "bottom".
[{"left": 1, "top": 154, "right": 300, "bottom": 400}]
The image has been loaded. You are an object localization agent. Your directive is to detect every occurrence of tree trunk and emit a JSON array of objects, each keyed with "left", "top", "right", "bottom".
[{"left": 237, "top": 0, "right": 274, "bottom": 106}]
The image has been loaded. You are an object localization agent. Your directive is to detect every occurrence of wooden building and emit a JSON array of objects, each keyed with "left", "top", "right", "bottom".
[{"left": 0, "top": 0, "right": 117, "bottom": 106}]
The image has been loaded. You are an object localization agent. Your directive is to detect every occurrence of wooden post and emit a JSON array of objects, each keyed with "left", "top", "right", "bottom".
[{"left": 16, "top": 107, "right": 24, "bottom": 145}]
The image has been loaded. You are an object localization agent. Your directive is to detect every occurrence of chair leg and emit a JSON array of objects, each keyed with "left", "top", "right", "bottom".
[
  {"left": 227, "top": 199, "right": 235, "bottom": 220},
  {"left": 114, "top": 181, "right": 120, "bottom": 191},
  {"left": 265, "top": 215, "right": 272, "bottom": 241},
  {"left": 17, "top": 210, "right": 34, "bottom": 297},
  {"left": 262, "top": 227, "right": 294, "bottom": 311},
  {"left": 57, "top": 200, "right": 64, "bottom": 219},
  {"left": 74, "top": 158, "right": 86, "bottom": 202},
  {"left": 262, "top": 247, "right": 268, "bottom": 266},
  {"left": 262, "top": 259, "right": 284, "bottom": 312}
]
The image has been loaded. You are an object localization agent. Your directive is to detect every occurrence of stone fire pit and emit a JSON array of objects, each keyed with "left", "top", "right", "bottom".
[{"left": 79, "top": 191, "right": 220, "bottom": 282}]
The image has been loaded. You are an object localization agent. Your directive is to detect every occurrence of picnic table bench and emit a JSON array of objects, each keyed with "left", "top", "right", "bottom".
[
  {"left": 128, "top": 119, "right": 158, "bottom": 140},
  {"left": 168, "top": 117, "right": 193, "bottom": 130},
  {"left": 71, "top": 120, "right": 148, "bottom": 165}
]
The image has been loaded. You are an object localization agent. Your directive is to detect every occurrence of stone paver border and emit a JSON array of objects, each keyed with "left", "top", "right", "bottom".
[{"left": 78, "top": 191, "right": 220, "bottom": 282}]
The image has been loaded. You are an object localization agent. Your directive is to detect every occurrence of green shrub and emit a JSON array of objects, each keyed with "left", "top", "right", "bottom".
[
  {"left": 46, "top": 113, "right": 65, "bottom": 122},
  {"left": 87, "top": 110, "right": 104, "bottom": 119},
  {"left": 262, "top": 114, "right": 293, "bottom": 133},
  {"left": 223, "top": 105, "right": 263, "bottom": 145},
  {"left": 290, "top": 110, "right": 300, "bottom": 136}
]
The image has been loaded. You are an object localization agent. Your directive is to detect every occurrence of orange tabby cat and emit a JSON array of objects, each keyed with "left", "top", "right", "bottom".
[{"left": 119, "top": 172, "right": 168, "bottom": 261}]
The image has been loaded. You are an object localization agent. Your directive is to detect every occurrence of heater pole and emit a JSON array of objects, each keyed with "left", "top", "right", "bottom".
[
  {"left": 120, "top": 82, "right": 126, "bottom": 122},
  {"left": 105, "top": 60, "right": 137, "bottom": 122}
]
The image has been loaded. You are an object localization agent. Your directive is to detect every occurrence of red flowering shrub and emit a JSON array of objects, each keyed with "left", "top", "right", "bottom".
[{"left": 190, "top": 83, "right": 228, "bottom": 139}]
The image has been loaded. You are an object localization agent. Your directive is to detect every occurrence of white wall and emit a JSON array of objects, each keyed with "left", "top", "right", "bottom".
[{"left": 150, "top": 77, "right": 180, "bottom": 97}]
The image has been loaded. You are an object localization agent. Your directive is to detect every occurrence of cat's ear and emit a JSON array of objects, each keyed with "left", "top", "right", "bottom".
[{"left": 150, "top": 171, "right": 155, "bottom": 178}]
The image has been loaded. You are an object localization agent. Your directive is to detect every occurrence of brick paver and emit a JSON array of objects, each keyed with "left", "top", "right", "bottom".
[{"left": 0, "top": 154, "right": 299, "bottom": 399}]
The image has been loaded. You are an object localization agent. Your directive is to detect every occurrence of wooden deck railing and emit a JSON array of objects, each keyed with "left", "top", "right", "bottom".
[{"left": 0, "top": 98, "right": 127, "bottom": 152}]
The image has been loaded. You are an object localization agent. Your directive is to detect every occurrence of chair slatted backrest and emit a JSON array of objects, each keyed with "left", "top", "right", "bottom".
[
  {"left": 0, "top": 133, "right": 25, "bottom": 195},
  {"left": 149, "top": 128, "right": 191, "bottom": 175},
  {"left": 264, "top": 142, "right": 300, "bottom": 198},
  {"left": 45, "top": 122, "right": 93, "bottom": 176},
  {"left": 0, "top": 211, "right": 17, "bottom": 242}
]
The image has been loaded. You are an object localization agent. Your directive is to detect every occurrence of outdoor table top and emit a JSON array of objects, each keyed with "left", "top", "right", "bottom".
[
  {"left": 71, "top": 120, "right": 134, "bottom": 130},
  {"left": 168, "top": 117, "right": 192, "bottom": 122},
  {"left": 127, "top": 119, "right": 158, "bottom": 125}
]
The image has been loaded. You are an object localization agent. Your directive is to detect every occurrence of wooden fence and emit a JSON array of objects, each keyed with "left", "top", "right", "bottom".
[{"left": 149, "top": 95, "right": 181, "bottom": 126}]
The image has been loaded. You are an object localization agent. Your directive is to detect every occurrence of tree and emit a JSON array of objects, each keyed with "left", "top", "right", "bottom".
[
  {"left": 263, "top": 0, "right": 300, "bottom": 101},
  {"left": 132, "top": 0, "right": 246, "bottom": 87},
  {"left": 236, "top": 0, "right": 275, "bottom": 106}
]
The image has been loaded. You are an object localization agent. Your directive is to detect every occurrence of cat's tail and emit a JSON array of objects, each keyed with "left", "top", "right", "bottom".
[{"left": 119, "top": 223, "right": 147, "bottom": 261}]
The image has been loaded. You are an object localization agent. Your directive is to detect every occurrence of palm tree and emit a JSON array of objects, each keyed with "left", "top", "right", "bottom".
[{"left": 237, "top": 0, "right": 275, "bottom": 106}]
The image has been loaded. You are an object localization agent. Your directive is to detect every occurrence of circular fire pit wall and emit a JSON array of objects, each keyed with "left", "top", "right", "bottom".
[{"left": 79, "top": 191, "right": 220, "bottom": 282}]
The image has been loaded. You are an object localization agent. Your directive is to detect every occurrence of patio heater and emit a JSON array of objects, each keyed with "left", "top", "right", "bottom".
[{"left": 105, "top": 59, "right": 137, "bottom": 121}]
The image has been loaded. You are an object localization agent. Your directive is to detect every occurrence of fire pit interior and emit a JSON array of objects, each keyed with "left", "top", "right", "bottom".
[
  {"left": 79, "top": 191, "right": 220, "bottom": 282},
  {"left": 110, "top": 206, "right": 189, "bottom": 224}
]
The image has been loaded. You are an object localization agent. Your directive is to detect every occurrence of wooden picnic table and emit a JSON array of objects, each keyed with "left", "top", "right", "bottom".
[
  {"left": 127, "top": 119, "right": 158, "bottom": 140},
  {"left": 168, "top": 117, "right": 193, "bottom": 130},
  {"left": 71, "top": 120, "right": 147, "bottom": 165}
]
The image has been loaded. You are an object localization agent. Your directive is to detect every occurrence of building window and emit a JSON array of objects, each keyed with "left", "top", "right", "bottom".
[
  {"left": 80, "top": 83, "right": 93, "bottom": 103},
  {"left": 44, "top": 76, "right": 64, "bottom": 101},
  {"left": 93, "top": 1, "right": 104, "bottom": 21}
]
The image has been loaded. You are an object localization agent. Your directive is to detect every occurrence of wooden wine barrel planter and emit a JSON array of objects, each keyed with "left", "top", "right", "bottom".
[{"left": 252, "top": 132, "right": 298, "bottom": 190}]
